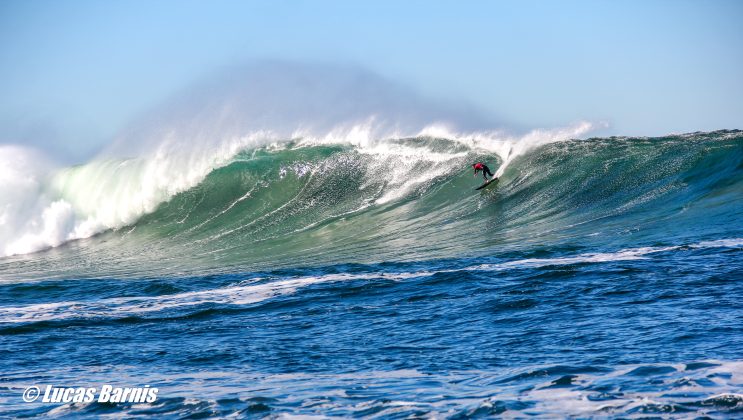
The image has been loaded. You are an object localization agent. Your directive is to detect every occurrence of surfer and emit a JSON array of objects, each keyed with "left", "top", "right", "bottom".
[{"left": 472, "top": 162, "right": 495, "bottom": 181}]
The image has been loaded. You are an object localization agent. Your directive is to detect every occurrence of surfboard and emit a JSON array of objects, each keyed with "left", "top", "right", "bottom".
[{"left": 475, "top": 178, "right": 499, "bottom": 191}]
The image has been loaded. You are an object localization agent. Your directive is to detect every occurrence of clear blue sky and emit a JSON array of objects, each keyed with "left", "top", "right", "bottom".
[{"left": 1, "top": 0, "right": 741, "bottom": 160}]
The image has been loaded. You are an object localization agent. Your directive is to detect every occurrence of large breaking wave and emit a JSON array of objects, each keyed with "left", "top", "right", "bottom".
[
  {"left": 1, "top": 129, "right": 741, "bottom": 279},
  {"left": 0, "top": 122, "right": 600, "bottom": 258},
  {"left": 1, "top": 63, "right": 741, "bottom": 273}
]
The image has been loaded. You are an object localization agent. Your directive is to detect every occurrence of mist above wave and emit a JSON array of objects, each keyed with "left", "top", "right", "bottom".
[{"left": 0, "top": 62, "right": 596, "bottom": 258}]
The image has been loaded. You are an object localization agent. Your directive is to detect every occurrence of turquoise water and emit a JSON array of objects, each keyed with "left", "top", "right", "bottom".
[{"left": 1, "top": 130, "right": 742, "bottom": 417}]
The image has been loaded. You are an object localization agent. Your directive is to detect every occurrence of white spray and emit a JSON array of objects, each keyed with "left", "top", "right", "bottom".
[{"left": 0, "top": 62, "right": 599, "bottom": 257}]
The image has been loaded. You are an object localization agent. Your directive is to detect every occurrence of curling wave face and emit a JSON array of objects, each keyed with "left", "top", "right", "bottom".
[{"left": 1, "top": 129, "right": 742, "bottom": 279}]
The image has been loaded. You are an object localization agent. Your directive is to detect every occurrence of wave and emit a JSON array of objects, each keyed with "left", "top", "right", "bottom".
[
  {"left": 0, "top": 129, "right": 741, "bottom": 274},
  {"left": 0, "top": 121, "right": 595, "bottom": 258}
]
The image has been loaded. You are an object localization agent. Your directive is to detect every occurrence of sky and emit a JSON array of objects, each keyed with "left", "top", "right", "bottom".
[{"left": 1, "top": 0, "right": 742, "bottom": 160}]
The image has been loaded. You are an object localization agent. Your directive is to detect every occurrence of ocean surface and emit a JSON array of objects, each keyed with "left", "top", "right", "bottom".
[{"left": 1, "top": 130, "right": 742, "bottom": 418}]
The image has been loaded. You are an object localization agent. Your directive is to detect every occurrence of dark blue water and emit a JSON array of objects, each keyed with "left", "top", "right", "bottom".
[
  {"left": 1, "top": 132, "right": 742, "bottom": 417},
  {"left": 2, "top": 243, "right": 742, "bottom": 417}
]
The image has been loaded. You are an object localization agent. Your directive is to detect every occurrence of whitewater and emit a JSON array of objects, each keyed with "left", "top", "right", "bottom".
[
  {"left": 1, "top": 65, "right": 742, "bottom": 417},
  {"left": 0, "top": 121, "right": 594, "bottom": 259}
]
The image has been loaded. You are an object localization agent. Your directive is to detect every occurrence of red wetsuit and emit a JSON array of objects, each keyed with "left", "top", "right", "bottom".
[{"left": 473, "top": 163, "right": 494, "bottom": 179}]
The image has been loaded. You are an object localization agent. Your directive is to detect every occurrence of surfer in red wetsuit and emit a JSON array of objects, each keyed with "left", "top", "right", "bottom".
[{"left": 472, "top": 162, "right": 495, "bottom": 181}]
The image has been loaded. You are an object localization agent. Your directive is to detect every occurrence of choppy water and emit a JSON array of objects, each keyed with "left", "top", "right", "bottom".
[{"left": 1, "top": 130, "right": 742, "bottom": 417}]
